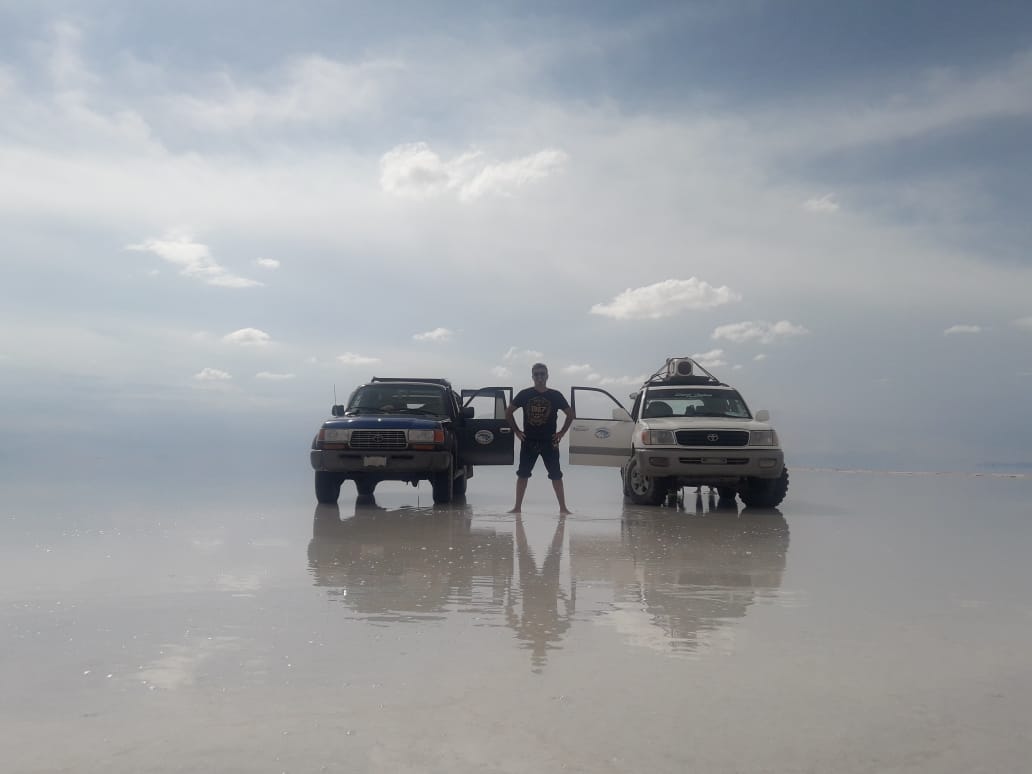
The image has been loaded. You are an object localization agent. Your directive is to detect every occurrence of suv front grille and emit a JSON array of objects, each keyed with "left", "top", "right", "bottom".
[
  {"left": 675, "top": 430, "right": 749, "bottom": 447},
  {"left": 349, "top": 430, "right": 408, "bottom": 449}
]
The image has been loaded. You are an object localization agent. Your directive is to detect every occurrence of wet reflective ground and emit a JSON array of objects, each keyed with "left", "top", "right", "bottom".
[{"left": 3, "top": 466, "right": 1031, "bottom": 773}]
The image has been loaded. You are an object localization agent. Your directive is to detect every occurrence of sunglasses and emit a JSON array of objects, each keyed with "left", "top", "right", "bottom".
[{"left": 532, "top": 371, "right": 547, "bottom": 377}]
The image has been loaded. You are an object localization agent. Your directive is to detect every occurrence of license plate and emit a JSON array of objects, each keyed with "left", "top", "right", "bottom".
[
  {"left": 363, "top": 456, "right": 387, "bottom": 467},
  {"left": 701, "top": 457, "right": 726, "bottom": 464}
]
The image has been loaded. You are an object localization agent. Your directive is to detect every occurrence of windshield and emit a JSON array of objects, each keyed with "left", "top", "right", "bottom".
[
  {"left": 642, "top": 388, "right": 751, "bottom": 419},
  {"left": 346, "top": 385, "right": 449, "bottom": 416}
]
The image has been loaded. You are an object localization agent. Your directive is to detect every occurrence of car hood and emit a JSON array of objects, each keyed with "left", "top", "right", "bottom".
[
  {"left": 322, "top": 416, "right": 444, "bottom": 430},
  {"left": 640, "top": 417, "right": 772, "bottom": 431}
]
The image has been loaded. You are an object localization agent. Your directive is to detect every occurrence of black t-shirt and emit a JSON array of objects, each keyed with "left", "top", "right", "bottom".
[{"left": 512, "top": 388, "right": 570, "bottom": 441}]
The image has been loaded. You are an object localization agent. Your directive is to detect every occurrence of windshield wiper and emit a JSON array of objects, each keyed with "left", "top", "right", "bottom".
[
  {"left": 346, "top": 408, "right": 389, "bottom": 415},
  {"left": 399, "top": 408, "right": 441, "bottom": 416}
]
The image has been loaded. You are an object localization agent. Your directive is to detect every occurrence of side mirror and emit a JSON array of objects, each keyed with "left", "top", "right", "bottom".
[
  {"left": 462, "top": 405, "right": 475, "bottom": 418},
  {"left": 628, "top": 391, "right": 639, "bottom": 400},
  {"left": 754, "top": 409, "right": 770, "bottom": 422},
  {"left": 331, "top": 405, "right": 346, "bottom": 417},
  {"left": 612, "top": 407, "right": 632, "bottom": 421}
]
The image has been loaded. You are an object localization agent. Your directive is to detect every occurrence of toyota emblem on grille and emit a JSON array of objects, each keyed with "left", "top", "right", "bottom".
[
  {"left": 707, "top": 433, "right": 719, "bottom": 442},
  {"left": 372, "top": 433, "right": 385, "bottom": 444}
]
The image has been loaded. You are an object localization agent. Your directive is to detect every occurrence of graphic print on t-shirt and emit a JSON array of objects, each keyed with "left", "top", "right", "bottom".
[{"left": 526, "top": 396, "right": 552, "bottom": 427}]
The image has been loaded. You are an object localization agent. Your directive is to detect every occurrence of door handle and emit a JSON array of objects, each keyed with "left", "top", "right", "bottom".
[{"left": 499, "top": 427, "right": 511, "bottom": 433}]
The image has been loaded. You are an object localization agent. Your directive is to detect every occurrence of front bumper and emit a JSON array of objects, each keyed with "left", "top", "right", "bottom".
[
  {"left": 310, "top": 449, "right": 453, "bottom": 477},
  {"left": 635, "top": 447, "right": 784, "bottom": 481}
]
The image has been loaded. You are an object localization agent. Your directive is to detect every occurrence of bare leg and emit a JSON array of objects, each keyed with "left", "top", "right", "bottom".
[
  {"left": 508, "top": 477, "right": 528, "bottom": 513},
  {"left": 552, "top": 479, "right": 571, "bottom": 515}
]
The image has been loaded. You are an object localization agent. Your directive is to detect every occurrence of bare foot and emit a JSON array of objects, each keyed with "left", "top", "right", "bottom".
[
  {"left": 559, "top": 508, "right": 572, "bottom": 516},
  {"left": 507, "top": 507, "right": 521, "bottom": 514}
]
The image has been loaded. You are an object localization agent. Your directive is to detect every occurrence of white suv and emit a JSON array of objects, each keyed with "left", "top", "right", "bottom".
[{"left": 568, "top": 357, "right": 788, "bottom": 507}]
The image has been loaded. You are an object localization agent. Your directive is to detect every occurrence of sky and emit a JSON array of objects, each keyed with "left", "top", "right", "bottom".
[{"left": 1, "top": 0, "right": 1031, "bottom": 478}]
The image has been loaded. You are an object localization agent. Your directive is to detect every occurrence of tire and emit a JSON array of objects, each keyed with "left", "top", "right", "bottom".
[
  {"left": 453, "top": 467, "right": 468, "bottom": 496},
  {"left": 354, "top": 476, "right": 377, "bottom": 497},
  {"left": 739, "top": 467, "right": 789, "bottom": 508},
  {"left": 314, "top": 471, "right": 343, "bottom": 504},
  {"left": 431, "top": 459, "right": 455, "bottom": 504},
  {"left": 621, "top": 465, "right": 632, "bottom": 497},
  {"left": 625, "top": 457, "right": 671, "bottom": 506}
]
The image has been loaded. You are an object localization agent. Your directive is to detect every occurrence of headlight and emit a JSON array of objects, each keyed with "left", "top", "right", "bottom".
[
  {"left": 408, "top": 429, "right": 438, "bottom": 443},
  {"left": 748, "top": 429, "right": 777, "bottom": 446},
  {"left": 641, "top": 429, "right": 676, "bottom": 445},
  {"left": 323, "top": 428, "right": 351, "bottom": 443}
]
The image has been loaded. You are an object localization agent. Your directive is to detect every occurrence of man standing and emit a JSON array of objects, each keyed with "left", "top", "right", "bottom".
[{"left": 506, "top": 363, "right": 574, "bottom": 515}]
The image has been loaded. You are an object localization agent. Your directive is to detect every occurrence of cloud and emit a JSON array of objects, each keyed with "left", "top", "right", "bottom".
[
  {"left": 691, "top": 349, "right": 728, "bottom": 369},
  {"left": 491, "top": 366, "right": 512, "bottom": 379},
  {"left": 379, "top": 142, "right": 567, "bottom": 201},
  {"left": 337, "top": 352, "right": 380, "bottom": 366},
  {"left": 503, "top": 347, "right": 544, "bottom": 363},
  {"left": 170, "top": 55, "right": 396, "bottom": 130},
  {"left": 194, "top": 368, "right": 231, "bottom": 381},
  {"left": 563, "top": 364, "right": 593, "bottom": 374},
  {"left": 944, "top": 324, "right": 983, "bottom": 335},
  {"left": 413, "top": 327, "right": 454, "bottom": 342},
  {"left": 223, "top": 328, "right": 271, "bottom": 347},
  {"left": 255, "top": 371, "right": 295, "bottom": 380},
  {"left": 754, "top": 354, "right": 767, "bottom": 361},
  {"left": 712, "top": 320, "right": 810, "bottom": 344},
  {"left": 255, "top": 258, "right": 280, "bottom": 269},
  {"left": 127, "top": 234, "right": 261, "bottom": 288},
  {"left": 590, "top": 278, "right": 741, "bottom": 320},
  {"left": 803, "top": 193, "right": 840, "bottom": 213},
  {"left": 1012, "top": 317, "right": 1032, "bottom": 331}
]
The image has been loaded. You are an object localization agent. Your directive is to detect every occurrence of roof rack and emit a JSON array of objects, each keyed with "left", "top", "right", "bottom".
[
  {"left": 643, "top": 357, "right": 726, "bottom": 387},
  {"left": 370, "top": 377, "right": 453, "bottom": 388}
]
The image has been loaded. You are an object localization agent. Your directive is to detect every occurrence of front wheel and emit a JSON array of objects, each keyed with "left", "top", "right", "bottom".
[
  {"left": 739, "top": 467, "right": 789, "bottom": 508},
  {"left": 431, "top": 459, "right": 455, "bottom": 504},
  {"left": 314, "top": 471, "right": 343, "bottom": 504},
  {"left": 354, "top": 476, "right": 377, "bottom": 497},
  {"left": 625, "top": 457, "right": 672, "bottom": 506}
]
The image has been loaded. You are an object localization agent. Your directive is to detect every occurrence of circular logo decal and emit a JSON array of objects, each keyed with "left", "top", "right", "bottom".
[
  {"left": 474, "top": 430, "right": 495, "bottom": 445},
  {"left": 594, "top": 428, "right": 611, "bottom": 440},
  {"left": 707, "top": 434, "right": 719, "bottom": 442}
]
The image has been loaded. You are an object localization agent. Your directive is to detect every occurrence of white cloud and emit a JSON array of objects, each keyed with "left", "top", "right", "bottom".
[
  {"left": 595, "top": 374, "right": 649, "bottom": 386},
  {"left": 223, "top": 328, "right": 271, "bottom": 347},
  {"left": 194, "top": 368, "right": 232, "bottom": 381},
  {"left": 712, "top": 320, "right": 811, "bottom": 344},
  {"left": 563, "top": 364, "right": 593, "bottom": 374},
  {"left": 255, "top": 371, "right": 295, "bottom": 380},
  {"left": 337, "top": 352, "right": 380, "bottom": 366},
  {"left": 413, "top": 327, "right": 454, "bottom": 342},
  {"left": 754, "top": 353, "right": 767, "bottom": 361},
  {"left": 803, "top": 193, "right": 840, "bottom": 213},
  {"left": 379, "top": 142, "right": 567, "bottom": 201},
  {"left": 255, "top": 258, "right": 280, "bottom": 269},
  {"left": 170, "top": 55, "right": 396, "bottom": 130},
  {"left": 590, "top": 278, "right": 741, "bottom": 320},
  {"left": 503, "top": 347, "right": 544, "bottom": 363},
  {"left": 127, "top": 234, "right": 261, "bottom": 288},
  {"left": 691, "top": 349, "right": 728, "bottom": 369},
  {"left": 491, "top": 365, "right": 512, "bottom": 379},
  {"left": 1012, "top": 317, "right": 1032, "bottom": 331},
  {"left": 944, "top": 324, "right": 983, "bottom": 335}
]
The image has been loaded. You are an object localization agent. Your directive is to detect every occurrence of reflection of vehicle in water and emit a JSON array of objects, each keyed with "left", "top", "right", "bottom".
[
  {"left": 308, "top": 502, "right": 513, "bottom": 622},
  {"left": 570, "top": 500, "right": 789, "bottom": 653}
]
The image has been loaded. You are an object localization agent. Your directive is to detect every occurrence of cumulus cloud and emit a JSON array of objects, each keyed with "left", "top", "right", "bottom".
[
  {"left": 691, "top": 349, "right": 728, "bottom": 369},
  {"left": 379, "top": 142, "right": 567, "bottom": 201},
  {"left": 255, "top": 258, "right": 280, "bottom": 269},
  {"left": 944, "top": 324, "right": 983, "bottom": 335},
  {"left": 1012, "top": 317, "right": 1032, "bottom": 331},
  {"left": 590, "top": 278, "right": 741, "bottom": 320},
  {"left": 413, "top": 327, "right": 454, "bottom": 342},
  {"left": 223, "top": 328, "right": 271, "bottom": 346},
  {"left": 127, "top": 234, "right": 261, "bottom": 288},
  {"left": 563, "top": 364, "right": 593, "bottom": 374},
  {"left": 803, "top": 193, "right": 840, "bottom": 213},
  {"left": 194, "top": 368, "right": 231, "bottom": 381},
  {"left": 491, "top": 366, "right": 512, "bottom": 379},
  {"left": 754, "top": 354, "right": 767, "bottom": 361},
  {"left": 337, "top": 352, "right": 380, "bottom": 365},
  {"left": 503, "top": 347, "right": 544, "bottom": 363},
  {"left": 712, "top": 320, "right": 810, "bottom": 344},
  {"left": 255, "top": 371, "right": 295, "bottom": 380}
]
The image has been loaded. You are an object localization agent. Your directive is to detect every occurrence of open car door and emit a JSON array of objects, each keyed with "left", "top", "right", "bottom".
[
  {"left": 458, "top": 387, "right": 515, "bottom": 465},
  {"left": 569, "top": 387, "right": 634, "bottom": 467}
]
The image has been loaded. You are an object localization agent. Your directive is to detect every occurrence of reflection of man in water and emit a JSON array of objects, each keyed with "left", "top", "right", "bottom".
[{"left": 505, "top": 515, "right": 574, "bottom": 671}]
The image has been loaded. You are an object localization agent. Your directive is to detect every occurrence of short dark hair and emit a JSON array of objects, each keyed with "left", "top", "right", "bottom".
[{"left": 531, "top": 363, "right": 548, "bottom": 373}]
